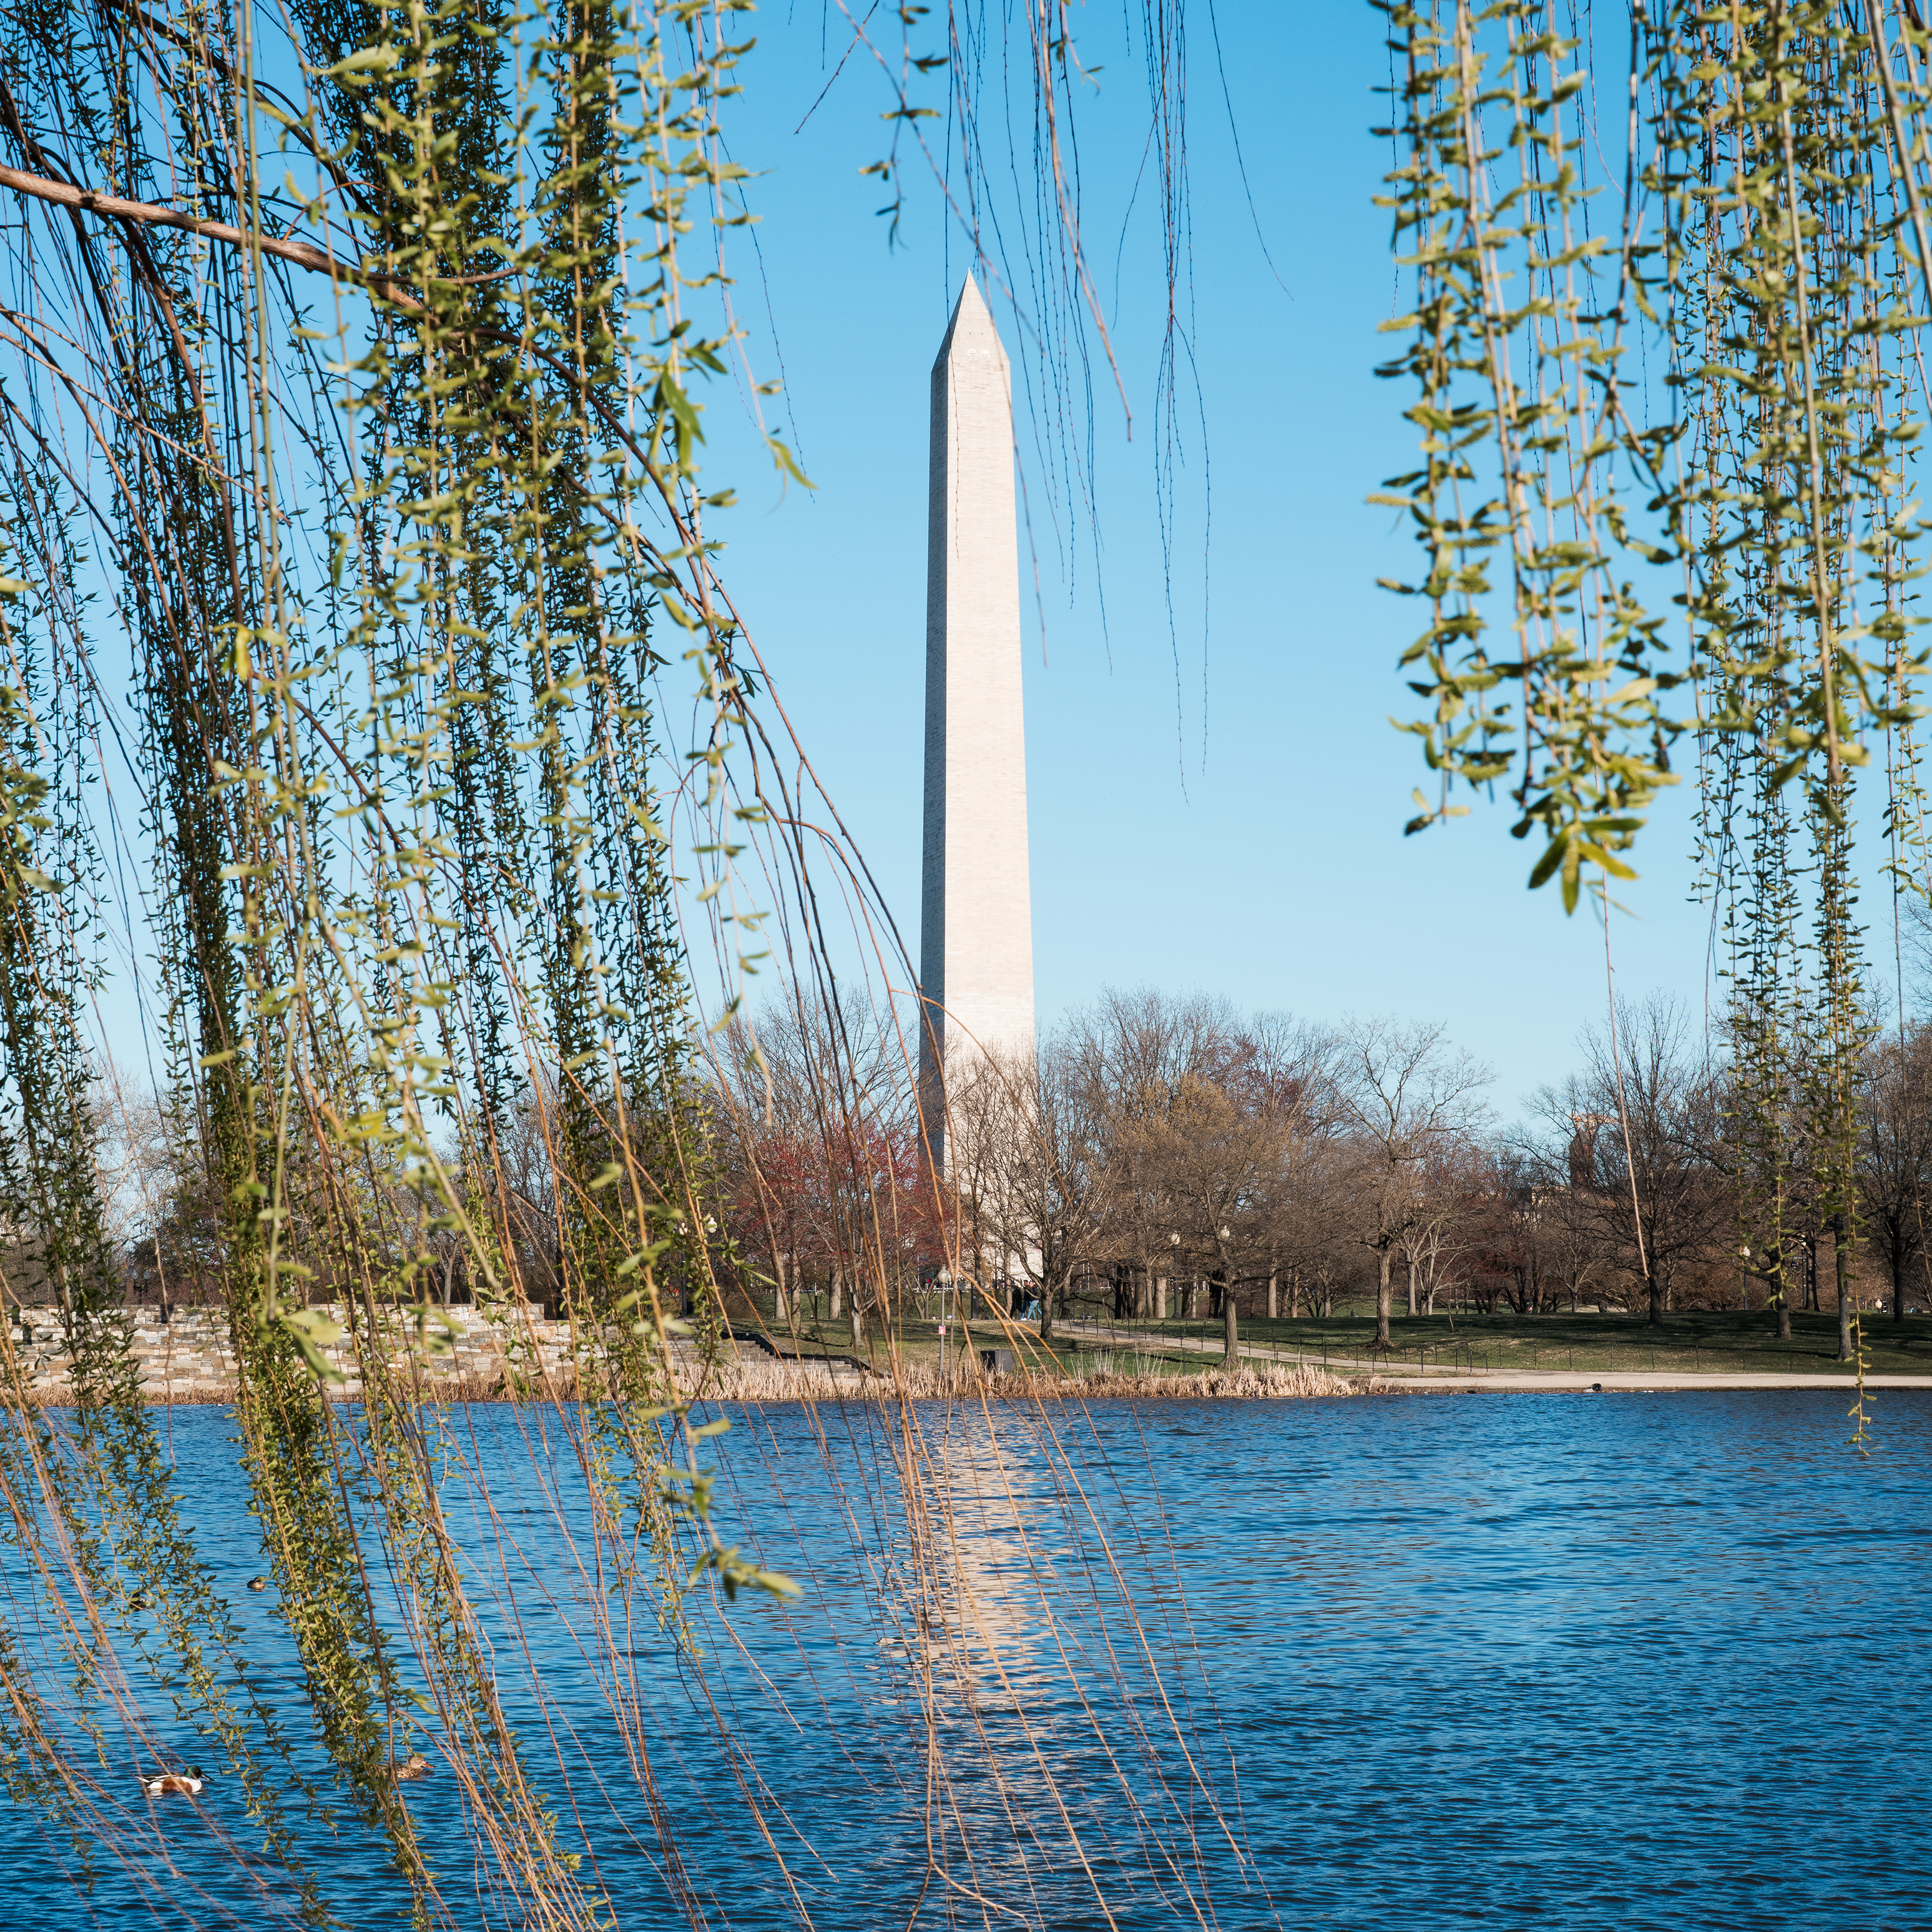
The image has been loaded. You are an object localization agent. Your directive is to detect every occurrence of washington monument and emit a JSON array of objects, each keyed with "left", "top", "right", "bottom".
[{"left": 919, "top": 278, "right": 1034, "bottom": 1155}]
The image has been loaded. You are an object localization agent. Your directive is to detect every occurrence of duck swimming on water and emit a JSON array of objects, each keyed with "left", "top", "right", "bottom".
[
  {"left": 142, "top": 1771, "right": 203, "bottom": 1797},
  {"left": 390, "top": 1752, "right": 429, "bottom": 1782}
]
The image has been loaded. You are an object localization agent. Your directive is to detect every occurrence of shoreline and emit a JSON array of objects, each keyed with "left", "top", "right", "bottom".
[
  {"left": 6, "top": 1359, "right": 1364, "bottom": 1408},
  {"left": 13, "top": 1366, "right": 1932, "bottom": 1409},
  {"left": 11, "top": 1307, "right": 1930, "bottom": 1409}
]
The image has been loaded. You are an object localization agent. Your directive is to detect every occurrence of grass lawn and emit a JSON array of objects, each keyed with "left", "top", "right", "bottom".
[{"left": 1056, "top": 1310, "right": 1932, "bottom": 1377}]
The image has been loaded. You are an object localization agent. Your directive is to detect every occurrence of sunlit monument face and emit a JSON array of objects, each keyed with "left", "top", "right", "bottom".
[{"left": 919, "top": 277, "right": 1036, "bottom": 1168}]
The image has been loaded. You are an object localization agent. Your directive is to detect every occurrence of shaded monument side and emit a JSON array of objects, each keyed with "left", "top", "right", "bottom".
[{"left": 919, "top": 293, "right": 952, "bottom": 1144}]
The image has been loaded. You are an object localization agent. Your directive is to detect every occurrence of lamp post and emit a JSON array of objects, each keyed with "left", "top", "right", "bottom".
[{"left": 1219, "top": 1226, "right": 1237, "bottom": 1365}]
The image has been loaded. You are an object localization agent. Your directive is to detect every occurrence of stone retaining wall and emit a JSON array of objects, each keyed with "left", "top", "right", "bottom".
[
  {"left": 4, "top": 1310, "right": 1361, "bottom": 1406},
  {"left": 4, "top": 1303, "right": 594, "bottom": 1405}
]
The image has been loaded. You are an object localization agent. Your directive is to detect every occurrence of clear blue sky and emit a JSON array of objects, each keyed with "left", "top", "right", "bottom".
[{"left": 677, "top": 3, "right": 1904, "bottom": 1117}]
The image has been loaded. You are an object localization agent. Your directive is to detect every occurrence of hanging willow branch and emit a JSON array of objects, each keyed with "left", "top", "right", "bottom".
[
  {"left": 0, "top": 4, "right": 1280, "bottom": 1926},
  {"left": 0, "top": 0, "right": 807, "bottom": 1916}
]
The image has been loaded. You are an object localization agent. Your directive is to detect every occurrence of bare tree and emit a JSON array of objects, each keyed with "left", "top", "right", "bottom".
[
  {"left": 943, "top": 1037, "right": 1110, "bottom": 1343},
  {"left": 712, "top": 988, "right": 937, "bottom": 1346},
  {"left": 1119, "top": 1069, "right": 1277, "bottom": 1363},
  {"left": 1070, "top": 994, "right": 1338, "bottom": 1360},
  {"left": 1859, "top": 1022, "right": 1932, "bottom": 1323},
  {"left": 1335, "top": 1020, "right": 1493, "bottom": 1349},
  {"left": 1397, "top": 1140, "right": 1491, "bottom": 1314},
  {"left": 1537, "top": 997, "right": 1724, "bottom": 1327},
  {"left": 1072, "top": 989, "right": 1242, "bottom": 1325}
]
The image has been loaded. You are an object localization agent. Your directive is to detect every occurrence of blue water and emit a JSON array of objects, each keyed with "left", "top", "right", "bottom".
[{"left": 3, "top": 1390, "right": 1926, "bottom": 1930}]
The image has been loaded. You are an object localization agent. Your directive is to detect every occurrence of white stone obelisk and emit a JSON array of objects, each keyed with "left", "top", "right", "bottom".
[{"left": 919, "top": 278, "right": 1035, "bottom": 1162}]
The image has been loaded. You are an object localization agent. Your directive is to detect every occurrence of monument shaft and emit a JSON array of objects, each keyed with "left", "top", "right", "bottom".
[{"left": 921, "top": 280, "right": 1036, "bottom": 1135}]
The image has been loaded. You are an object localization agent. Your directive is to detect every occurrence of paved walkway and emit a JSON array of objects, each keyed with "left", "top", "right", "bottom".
[
  {"left": 1057, "top": 1320, "right": 1476, "bottom": 1378},
  {"left": 1051, "top": 1322, "right": 1932, "bottom": 1393},
  {"left": 1370, "top": 1371, "right": 1932, "bottom": 1392}
]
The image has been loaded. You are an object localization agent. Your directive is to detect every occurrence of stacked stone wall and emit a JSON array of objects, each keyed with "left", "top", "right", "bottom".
[
  {"left": 4, "top": 1312, "right": 1362, "bottom": 1406},
  {"left": 4, "top": 1303, "right": 590, "bottom": 1405}
]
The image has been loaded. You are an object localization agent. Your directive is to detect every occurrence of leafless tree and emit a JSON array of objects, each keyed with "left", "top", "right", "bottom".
[
  {"left": 1535, "top": 997, "right": 1725, "bottom": 1326},
  {"left": 941, "top": 1037, "right": 1109, "bottom": 1341},
  {"left": 1858, "top": 1022, "right": 1932, "bottom": 1323},
  {"left": 1062, "top": 993, "right": 1340, "bottom": 1359},
  {"left": 710, "top": 988, "right": 936, "bottom": 1346},
  {"left": 1396, "top": 1140, "right": 1492, "bottom": 1314},
  {"left": 1335, "top": 1019, "right": 1494, "bottom": 1348},
  {"left": 1072, "top": 989, "right": 1242, "bottom": 1324}
]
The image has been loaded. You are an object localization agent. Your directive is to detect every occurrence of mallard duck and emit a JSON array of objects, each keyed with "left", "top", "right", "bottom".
[
  {"left": 142, "top": 1770, "right": 203, "bottom": 1797},
  {"left": 390, "top": 1752, "right": 429, "bottom": 1782}
]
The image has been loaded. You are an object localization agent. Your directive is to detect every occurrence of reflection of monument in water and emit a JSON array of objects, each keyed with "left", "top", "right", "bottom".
[
  {"left": 919, "top": 278, "right": 1036, "bottom": 1165},
  {"left": 892, "top": 1420, "right": 1052, "bottom": 1714}
]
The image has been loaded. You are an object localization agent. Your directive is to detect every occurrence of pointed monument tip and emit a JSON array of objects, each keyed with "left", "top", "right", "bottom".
[{"left": 936, "top": 273, "right": 1004, "bottom": 368}]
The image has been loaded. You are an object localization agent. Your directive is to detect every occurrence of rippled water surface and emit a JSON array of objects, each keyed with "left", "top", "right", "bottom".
[{"left": 4, "top": 1389, "right": 1926, "bottom": 1930}]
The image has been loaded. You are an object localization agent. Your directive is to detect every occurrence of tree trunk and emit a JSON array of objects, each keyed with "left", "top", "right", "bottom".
[
  {"left": 1773, "top": 1255, "right": 1792, "bottom": 1341},
  {"left": 1039, "top": 1278, "right": 1056, "bottom": 1344},
  {"left": 1893, "top": 1246, "right": 1906, "bottom": 1325},
  {"left": 1223, "top": 1283, "right": 1239, "bottom": 1365},
  {"left": 1267, "top": 1267, "right": 1278, "bottom": 1320},
  {"left": 1646, "top": 1262, "right": 1662, "bottom": 1329},
  {"left": 850, "top": 1303, "right": 864, "bottom": 1355},
  {"left": 1405, "top": 1257, "right": 1417, "bottom": 1318},
  {"left": 773, "top": 1252, "right": 789, "bottom": 1325},
  {"left": 1155, "top": 1275, "right": 1168, "bottom": 1320},
  {"left": 829, "top": 1265, "right": 843, "bottom": 1319},
  {"left": 1375, "top": 1248, "right": 1393, "bottom": 1350}
]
